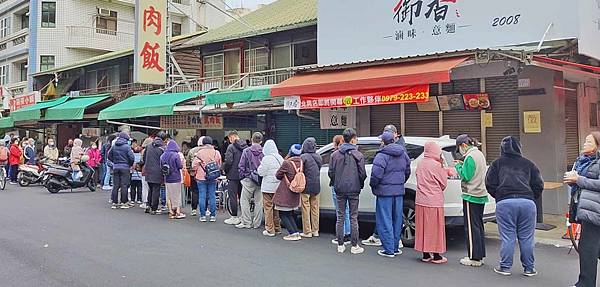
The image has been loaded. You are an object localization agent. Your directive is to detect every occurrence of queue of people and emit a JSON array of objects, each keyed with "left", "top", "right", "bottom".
[{"left": 8, "top": 124, "right": 600, "bottom": 286}]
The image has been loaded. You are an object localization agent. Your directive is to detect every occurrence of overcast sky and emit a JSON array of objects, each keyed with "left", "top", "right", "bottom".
[{"left": 225, "top": 0, "right": 276, "bottom": 9}]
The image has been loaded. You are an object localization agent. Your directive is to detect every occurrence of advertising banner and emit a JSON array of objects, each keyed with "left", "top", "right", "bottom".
[
  {"left": 8, "top": 91, "right": 41, "bottom": 111},
  {"left": 294, "top": 85, "right": 429, "bottom": 110},
  {"left": 318, "top": 0, "right": 584, "bottom": 65},
  {"left": 160, "top": 114, "right": 224, "bottom": 129},
  {"left": 134, "top": 0, "right": 167, "bottom": 85}
]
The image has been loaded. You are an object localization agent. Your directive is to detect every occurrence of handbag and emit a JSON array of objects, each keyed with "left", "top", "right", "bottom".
[
  {"left": 569, "top": 187, "right": 581, "bottom": 223},
  {"left": 182, "top": 168, "right": 191, "bottom": 187}
]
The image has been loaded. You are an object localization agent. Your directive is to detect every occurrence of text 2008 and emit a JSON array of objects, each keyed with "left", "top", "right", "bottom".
[{"left": 492, "top": 14, "right": 521, "bottom": 27}]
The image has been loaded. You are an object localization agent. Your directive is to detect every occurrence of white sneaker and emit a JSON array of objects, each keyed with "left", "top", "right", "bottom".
[
  {"left": 209, "top": 216, "right": 216, "bottom": 222},
  {"left": 351, "top": 245, "right": 365, "bottom": 254},
  {"left": 199, "top": 216, "right": 207, "bottom": 222},
  {"left": 283, "top": 233, "right": 301, "bottom": 241},
  {"left": 263, "top": 230, "right": 275, "bottom": 237},
  {"left": 460, "top": 257, "right": 484, "bottom": 267},
  {"left": 235, "top": 223, "right": 251, "bottom": 229},
  {"left": 312, "top": 232, "right": 320, "bottom": 237},
  {"left": 102, "top": 185, "right": 111, "bottom": 190},
  {"left": 120, "top": 204, "right": 130, "bottom": 209},
  {"left": 300, "top": 233, "right": 313, "bottom": 238},
  {"left": 190, "top": 210, "right": 198, "bottom": 216},
  {"left": 224, "top": 217, "right": 241, "bottom": 225},
  {"left": 110, "top": 203, "right": 118, "bottom": 209},
  {"left": 139, "top": 203, "right": 147, "bottom": 209},
  {"left": 136, "top": 201, "right": 142, "bottom": 204},
  {"left": 362, "top": 235, "right": 382, "bottom": 246},
  {"left": 337, "top": 245, "right": 346, "bottom": 253}
]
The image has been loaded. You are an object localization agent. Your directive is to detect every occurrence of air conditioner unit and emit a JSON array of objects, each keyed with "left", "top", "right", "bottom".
[{"left": 98, "top": 8, "right": 111, "bottom": 17}]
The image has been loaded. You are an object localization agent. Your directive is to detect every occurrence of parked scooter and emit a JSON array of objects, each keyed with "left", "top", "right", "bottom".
[
  {"left": 43, "top": 155, "right": 95, "bottom": 193},
  {"left": 17, "top": 162, "right": 49, "bottom": 187}
]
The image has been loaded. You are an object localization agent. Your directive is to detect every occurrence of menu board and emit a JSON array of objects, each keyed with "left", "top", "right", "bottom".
[
  {"left": 416, "top": 96, "right": 440, "bottom": 112},
  {"left": 438, "top": 94, "right": 465, "bottom": 111},
  {"left": 463, "top": 93, "right": 491, "bottom": 111}
]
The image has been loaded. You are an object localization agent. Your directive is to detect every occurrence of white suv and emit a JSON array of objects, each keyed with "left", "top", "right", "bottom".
[{"left": 317, "top": 136, "right": 496, "bottom": 247}]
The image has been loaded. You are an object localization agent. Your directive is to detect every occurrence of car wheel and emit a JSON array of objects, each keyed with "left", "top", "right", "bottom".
[{"left": 402, "top": 198, "right": 416, "bottom": 248}]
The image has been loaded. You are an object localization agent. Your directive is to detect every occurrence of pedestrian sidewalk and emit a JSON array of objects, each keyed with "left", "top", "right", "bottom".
[{"left": 485, "top": 214, "right": 574, "bottom": 248}]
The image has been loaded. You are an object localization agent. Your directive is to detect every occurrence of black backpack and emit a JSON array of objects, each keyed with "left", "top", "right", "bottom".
[{"left": 334, "top": 151, "right": 361, "bottom": 194}]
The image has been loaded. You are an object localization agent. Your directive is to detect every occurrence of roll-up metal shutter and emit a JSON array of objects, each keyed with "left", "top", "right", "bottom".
[
  {"left": 404, "top": 83, "right": 440, "bottom": 137},
  {"left": 274, "top": 112, "right": 300, "bottom": 153},
  {"left": 370, "top": 104, "right": 401, "bottom": 136},
  {"left": 484, "top": 76, "right": 520, "bottom": 162},
  {"left": 404, "top": 103, "right": 439, "bottom": 137},
  {"left": 442, "top": 79, "right": 482, "bottom": 141},
  {"left": 275, "top": 112, "right": 343, "bottom": 150},
  {"left": 565, "top": 81, "right": 580, "bottom": 168}
]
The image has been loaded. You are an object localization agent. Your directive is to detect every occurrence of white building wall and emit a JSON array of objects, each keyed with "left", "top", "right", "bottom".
[{"left": 0, "top": 0, "right": 29, "bottom": 98}]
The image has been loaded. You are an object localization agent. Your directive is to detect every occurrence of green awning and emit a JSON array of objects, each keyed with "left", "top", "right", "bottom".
[
  {"left": 204, "top": 86, "right": 272, "bottom": 105},
  {"left": 11, "top": 96, "right": 70, "bottom": 122},
  {"left": 98, "top": 91, "right": 203, "bottom": 120},
  {"left": 44, "top": 94, "right": 110, "bottom": 121},
  {"left": 0, "top": 117, "right": 14, "bottom": 128}
]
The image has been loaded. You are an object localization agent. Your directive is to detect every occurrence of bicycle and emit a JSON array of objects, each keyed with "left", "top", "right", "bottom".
[{"left": 216, "top": 177, "right": 254, "bottom": 216}]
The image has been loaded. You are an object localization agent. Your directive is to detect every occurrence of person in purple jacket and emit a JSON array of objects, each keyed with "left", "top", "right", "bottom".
[
  {"left": 160, "top": 140, "right": 186, "bottom": 219},
  {"left": 236, "top": 132, "right": 264, "bottom": 229},
  {"left": 370, "top": 131, "right": 411, "bottom": 258}
]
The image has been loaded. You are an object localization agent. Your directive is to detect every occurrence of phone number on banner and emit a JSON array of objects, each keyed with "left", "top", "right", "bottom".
[{"left": 299, "top": 86, "right": 430, "bottom": 109}]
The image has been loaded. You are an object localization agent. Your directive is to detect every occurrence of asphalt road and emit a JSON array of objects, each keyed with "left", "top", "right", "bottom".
[{"left": 0, "top": 185, "right": 582, "bottom": 287}]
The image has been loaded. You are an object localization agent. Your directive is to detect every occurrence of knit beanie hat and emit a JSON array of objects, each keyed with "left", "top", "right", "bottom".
[{"left": 288, "top": 144, "right": 302, "bottom": 157}]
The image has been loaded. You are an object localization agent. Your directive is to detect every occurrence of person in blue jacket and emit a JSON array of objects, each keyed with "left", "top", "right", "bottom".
[{"left": 370, "top": 131, "right": 411, "bottom": 258}]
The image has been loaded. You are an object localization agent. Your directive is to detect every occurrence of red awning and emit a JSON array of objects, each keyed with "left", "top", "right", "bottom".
[
  {"left": 532, "top": 56, "right": 600, "bottom": 79},
  {"left": 270, "top": 56, "right": 468, "bottom": 97}
]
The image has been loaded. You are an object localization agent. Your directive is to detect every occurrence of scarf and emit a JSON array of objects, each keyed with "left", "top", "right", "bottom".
[{"left": 574, "top": 154, "right": 596, "bottom": 176}]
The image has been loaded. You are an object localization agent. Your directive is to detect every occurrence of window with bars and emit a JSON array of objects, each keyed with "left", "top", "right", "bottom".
[
  {"left": 172, "top": 22, "right": 182, "bottom": 37},
  {"left": 271, "top": 45, "right": 291, "bottom": 69},
  {"left": 41, "top": 2, "right": 56, "bottom": 28},
  {"left": 244, "top": 47, "right": 269, "bottom": 73},
  {"left": 0, "top": 17, "right": 10, "bottom": 38},
  {"left": 40, "top": 55, "right": 55, "bottom": 72},
  {"left": 0, "top": 65, "right": 9, "bottom": 86},
  {"left": 203, "top": 54, "right": 224, "bottom": 78},
  {"left": 96, "top": 9, "right": 117, "bottom": 35}
]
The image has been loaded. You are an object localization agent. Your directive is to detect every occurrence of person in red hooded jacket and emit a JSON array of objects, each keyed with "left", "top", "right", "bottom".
[{"left": 8, "top": 137, "right": 22, "bottom": 184}]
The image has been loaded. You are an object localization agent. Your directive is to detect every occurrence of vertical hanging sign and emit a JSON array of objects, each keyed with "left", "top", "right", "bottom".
[{"left": 134, "top": 0, "right": 167, "bottom": 85}]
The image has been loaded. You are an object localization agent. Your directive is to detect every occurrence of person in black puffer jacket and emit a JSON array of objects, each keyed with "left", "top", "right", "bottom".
[
  {"left": 143, "top": 137, "right": 165, "bottom": 214},
  {"left": 108, "top": 132, "right": 134, "bottom": 209},
  {"left": 564, "top": 132, "right": 600, "bottom": 287},
  {"left": 223, "top": 131, "right": 247, "bottom": 225},
  {"left": 485, "top": 136, "right": 543, "bottom": 277},
  {"left": 299, "top": 137, "right": 323, "bottom": 238}
]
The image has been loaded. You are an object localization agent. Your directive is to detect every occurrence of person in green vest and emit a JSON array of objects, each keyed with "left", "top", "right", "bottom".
[{"left": 454, "top": 134, "right": 488, "bottom": 268}]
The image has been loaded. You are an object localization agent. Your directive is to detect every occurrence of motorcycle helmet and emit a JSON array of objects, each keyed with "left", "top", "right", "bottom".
[{"left": 80, "top": 155, "right": 90, "bottom": 163}]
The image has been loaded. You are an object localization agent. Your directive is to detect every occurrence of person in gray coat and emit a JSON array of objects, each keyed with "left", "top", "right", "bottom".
[
  {"left": 299, "top": 137, "right": 323, "bottom": 238},
  {"left": 564, "top": 131, "right": 600, "bottom": 287}
]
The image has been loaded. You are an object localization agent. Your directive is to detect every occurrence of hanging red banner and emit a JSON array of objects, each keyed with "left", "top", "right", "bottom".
[{"left": 295, "top": 84, "right": 429, "bottom": 109}]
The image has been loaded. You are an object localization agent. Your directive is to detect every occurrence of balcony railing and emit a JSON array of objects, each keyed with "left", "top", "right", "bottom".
[
  {"left": 5, "top": 81, "right": 27, "bottom": 96},
  {"left": 76, "top": 82, "right": 157, "bottom": 101},
  {"left": 66, "top": 26, "right": 134, "bottom": 51},
  {"left": 169, "top": 66, "right": 309, "bottom": 93},
  {"left": 12, "top": 34, "right": 26, "bottom": 46}
]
